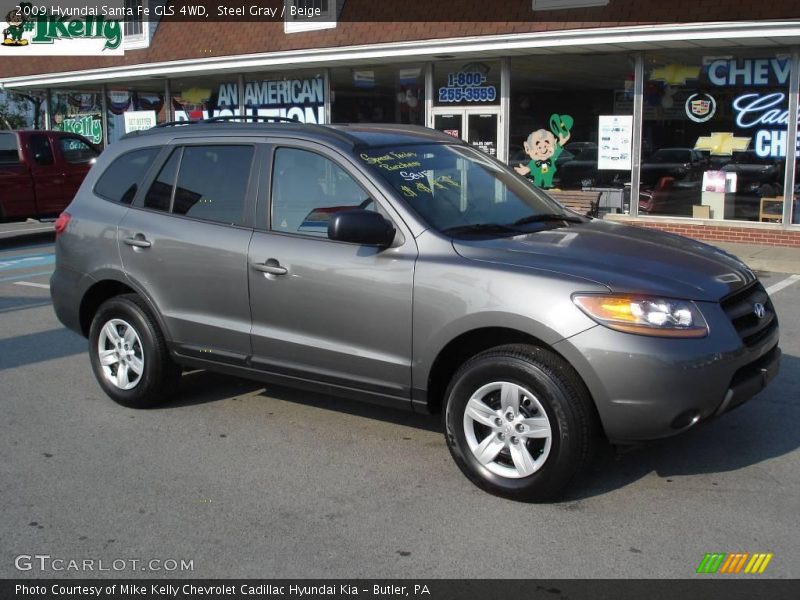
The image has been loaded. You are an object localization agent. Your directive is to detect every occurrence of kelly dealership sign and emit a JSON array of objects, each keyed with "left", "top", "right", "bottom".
[{"left": 0, "top": 2, "right": 125, "bottom": 55}]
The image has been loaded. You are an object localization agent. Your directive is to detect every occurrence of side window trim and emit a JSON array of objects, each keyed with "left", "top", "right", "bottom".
[{"left": 166, "top": 147, "right": 184, "bottom": 213}]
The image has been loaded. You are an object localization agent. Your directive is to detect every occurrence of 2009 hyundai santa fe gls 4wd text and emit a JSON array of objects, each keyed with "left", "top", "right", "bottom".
[{"left": 50, "top": 120, "right": 781, "bottom": 501}]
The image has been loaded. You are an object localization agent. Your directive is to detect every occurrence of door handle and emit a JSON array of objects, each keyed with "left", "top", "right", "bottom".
[
  {"left": 251, "top": 260, "right": 287, "bottom": 276},
  {"left": 123, "top": 236, "right": 152, "bottom": 249}
]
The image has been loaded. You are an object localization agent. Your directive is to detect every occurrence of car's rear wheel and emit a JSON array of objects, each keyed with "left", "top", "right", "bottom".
[
  {"left": 444, "top": 344, "right": 595, "bottom": 502},
  {"left": 89, "top": 294, "right": 180, "bottom": 408}
]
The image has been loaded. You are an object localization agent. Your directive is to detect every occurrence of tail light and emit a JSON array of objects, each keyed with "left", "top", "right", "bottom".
[{"left": 54, "top": 211, "right": 71, "bottom": 236}]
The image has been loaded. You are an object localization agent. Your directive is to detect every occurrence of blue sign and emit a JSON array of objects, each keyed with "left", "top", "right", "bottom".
[{"left": 438, "top": 71, "right": 497, "bottom": 103}]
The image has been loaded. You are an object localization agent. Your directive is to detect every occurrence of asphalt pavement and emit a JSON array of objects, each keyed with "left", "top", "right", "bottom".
[{"left": 1, "top": 235, "right": 798, "bottom": 579}]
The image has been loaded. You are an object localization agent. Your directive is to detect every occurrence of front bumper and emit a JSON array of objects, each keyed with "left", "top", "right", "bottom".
[{"left": 553, "top": 298, "right": 780, "bottom": 442}]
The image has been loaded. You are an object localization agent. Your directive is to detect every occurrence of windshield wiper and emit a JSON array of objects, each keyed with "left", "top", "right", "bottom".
[
  {"left": 441, "top": 223, "right": 524, "bottom": 236},
  {"left": 511, "top": 213, "right": 585, "bottom": 226}
]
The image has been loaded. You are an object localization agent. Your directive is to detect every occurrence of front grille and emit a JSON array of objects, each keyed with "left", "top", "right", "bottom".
[{"left": 721, "top": 282, "right": 778, "bottom": 347}]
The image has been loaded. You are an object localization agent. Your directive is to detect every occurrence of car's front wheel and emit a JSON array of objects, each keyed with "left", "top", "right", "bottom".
[
  {"left": 444, "top": 344, "right": 595, "bottom": 502},
  {"left": 89, "top": 294, "right": 181, "bottom": 408}
]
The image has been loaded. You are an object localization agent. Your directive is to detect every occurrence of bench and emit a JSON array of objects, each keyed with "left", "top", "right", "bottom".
[{"left": 546, "top": 190, "right": 601, "bottom": 218}]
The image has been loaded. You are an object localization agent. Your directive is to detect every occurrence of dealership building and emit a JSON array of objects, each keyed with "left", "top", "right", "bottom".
[{"left": 2, "top": 0, "right": 800, "bottom": 246}]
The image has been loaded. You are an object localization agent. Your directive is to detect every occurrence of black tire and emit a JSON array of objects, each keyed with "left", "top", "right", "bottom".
[
  {"left": 444, "top": 344, "right": 595, "bottom": 502},
  {"left": 88, "top": 294, "right": 181, "bottom": 408}
]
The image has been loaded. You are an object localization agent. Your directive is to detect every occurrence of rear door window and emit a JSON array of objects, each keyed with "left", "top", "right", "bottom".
[
  {"left": 95, "top": 147, "right": 160, "bottom": 205},
  {"left": 0, "top": 133, "right": 19, "bottom": 164},
  {"left": 172, "top": 146, "right": 253, "bottom": 225},
  {"left": 142, "top": 145, "right": 254, "bottom": 226}
]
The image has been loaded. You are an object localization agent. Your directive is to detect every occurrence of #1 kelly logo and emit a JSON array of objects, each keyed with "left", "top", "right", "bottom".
[{"left": 1, "top": 2, "right": 123, "bottom": 55}]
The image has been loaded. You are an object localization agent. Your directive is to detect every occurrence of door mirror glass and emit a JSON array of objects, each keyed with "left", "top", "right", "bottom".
[{"left": 328, "top": 209, "right": 396, "bottom": 246}]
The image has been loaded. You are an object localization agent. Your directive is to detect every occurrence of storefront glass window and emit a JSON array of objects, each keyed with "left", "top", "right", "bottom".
[
  {"left": 245, "top": 70, "right": 327, "bottom": 124},
  {"left": 642, "top": 49, "right": 789, "bottom": 222},
  {"left": 792, "top": 162, "right": 800, "bottom": 225},
  {"left": 170, "top": 71, "right": 327, "bottom": 125},
  {"left": 508, "top": 54, "right": 634, "bottom": 217},
  {"left": 106, "top": 86, "right": 165, "bottom": 144},
  {"left": 171, "top": 76, "right": 240, "bottom": 123},
  {"left": 51, "top": 91, "right": 104, "bottom": 146},
  {"left": 331, "top": 65, "right": 424, "bottom": 125}
]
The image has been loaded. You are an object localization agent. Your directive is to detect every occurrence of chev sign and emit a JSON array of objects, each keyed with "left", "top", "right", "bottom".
[
  {"left": 707, "top": 58, "right": 791, "bottom": 87},
  {"left": 709, "top": 58, "right": 797, "bottom": 159}
]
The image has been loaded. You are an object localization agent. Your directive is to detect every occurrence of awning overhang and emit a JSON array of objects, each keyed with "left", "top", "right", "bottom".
[{"left": 2, "top": 20, "right": 799, "bottom": 90}]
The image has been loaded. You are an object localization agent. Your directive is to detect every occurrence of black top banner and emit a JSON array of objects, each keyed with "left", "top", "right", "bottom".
[{"left": 2, "top": 0, "right": 799, "bottom": 23}]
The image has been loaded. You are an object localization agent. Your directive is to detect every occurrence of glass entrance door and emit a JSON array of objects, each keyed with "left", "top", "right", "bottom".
[
  {"left": 467, "top": 113, "right": 498, "bottom": 159},
  {"left": 433, "top": 113, "right": 463, "bottom": 141},
  {"left": 431, "top": 108, "right": 504, "bottom": 162}
]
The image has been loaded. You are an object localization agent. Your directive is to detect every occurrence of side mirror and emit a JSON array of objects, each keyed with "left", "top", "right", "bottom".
[{"left": 328, "top": 209, "right": 396, "bottom": 247}]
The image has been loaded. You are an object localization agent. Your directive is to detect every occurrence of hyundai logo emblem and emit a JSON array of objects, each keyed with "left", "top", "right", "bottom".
[{"left": 753, "top": 302, "right": 766, "bottom": 319}]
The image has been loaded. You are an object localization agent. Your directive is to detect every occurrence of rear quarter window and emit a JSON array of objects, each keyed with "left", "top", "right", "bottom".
[
  {"left": 0, "top": 133, "right": 19, "bottom": 164},
  {"left": 94, "top": 147, "right": 161, "bottom": 205}
]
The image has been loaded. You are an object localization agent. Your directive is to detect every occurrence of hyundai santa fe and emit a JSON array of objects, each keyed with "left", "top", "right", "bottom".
[{"left": 50, "top": 119, "right": 780, "bottom": 501}]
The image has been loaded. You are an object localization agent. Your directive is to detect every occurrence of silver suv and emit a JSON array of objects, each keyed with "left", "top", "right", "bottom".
[{"left": 50, "top": 120, "right": 780, "bottom": 501}]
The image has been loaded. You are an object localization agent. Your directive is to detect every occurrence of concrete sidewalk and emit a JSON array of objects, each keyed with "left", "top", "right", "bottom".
[
  {"left": 0, "top": 220, "right": 55, "bottom": 248},
  {"left": 713, "top": 242, "right": 800, "bottom": 275}
]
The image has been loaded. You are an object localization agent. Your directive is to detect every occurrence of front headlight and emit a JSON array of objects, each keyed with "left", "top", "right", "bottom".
[{"left": 572, "top": 294, "right": 708, "bottom": 338}]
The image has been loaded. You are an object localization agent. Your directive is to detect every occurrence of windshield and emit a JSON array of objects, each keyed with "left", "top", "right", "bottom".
[{"left": 357, "top": 143, "right": 576, "bottom": 235}]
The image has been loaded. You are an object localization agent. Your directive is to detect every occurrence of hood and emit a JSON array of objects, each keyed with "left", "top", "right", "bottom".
[{"left": 451, "top": 220, "right": 755, "bottom": 301}]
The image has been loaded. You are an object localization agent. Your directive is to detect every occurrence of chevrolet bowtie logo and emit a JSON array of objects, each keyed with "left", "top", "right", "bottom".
[
  {"left": 694, "top": 132, "right": 751, "bottom": 156},
  {"left": 650, "top": 64, "right": 701, "bottom": 86}
]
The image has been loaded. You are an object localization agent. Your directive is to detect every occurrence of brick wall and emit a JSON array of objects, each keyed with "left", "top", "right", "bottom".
[
  {"left": 0, "top": 0, "right": 797, "bottom": 79},
  {"left": 606, "top": 217, "right": 800, "bottom": 248}
]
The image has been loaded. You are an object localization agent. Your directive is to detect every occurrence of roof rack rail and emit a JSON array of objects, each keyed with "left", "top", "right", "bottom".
[
  {"left": 155, "top": 120, "right": 199, "bottom": 128},
  {"left": 203, "top": 115, "right": 299, "bottom": 123}
]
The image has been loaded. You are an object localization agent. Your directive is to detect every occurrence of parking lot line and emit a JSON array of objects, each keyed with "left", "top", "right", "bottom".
[
  {"left": 13, "top": 281, "right": 50, "bottom": 289},
  {"left": 0, "top": 270, "right": 53, "bottom": 283},
  {"left": 765, "top": 274, "right": 800, "bottom": 296},
  {"left": 0, "top": 254, "right": 55, "bottom": 271}
]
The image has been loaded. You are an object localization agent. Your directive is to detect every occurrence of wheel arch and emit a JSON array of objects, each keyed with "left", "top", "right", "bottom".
[
  {"left": 423, "top": 326, "right": 588, "bottom": 416},
  {"left": 79, "top": 274, "right": 171, "bottom": 343}
]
